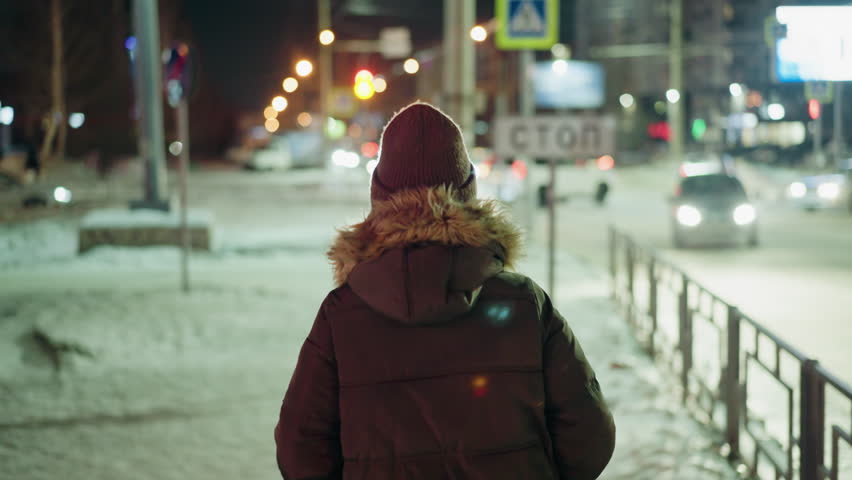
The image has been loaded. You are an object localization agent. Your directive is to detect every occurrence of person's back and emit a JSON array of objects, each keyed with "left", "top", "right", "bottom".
[{"left": 275, "top": 103, "right": 615, "bottom": 479}]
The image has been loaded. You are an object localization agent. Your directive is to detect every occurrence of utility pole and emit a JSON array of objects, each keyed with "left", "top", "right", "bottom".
[
  {"left": 443, "top": 0, "right": 476, "bottom": 149},
  {"left": 318, "top": 0, "right": 332, "bottom": 130},
  {"left": 131, "top": 0, "right": 169, "bottom": 211},
  {"left": 833, "top": 82, "right": 845, "bottom": 167},
  {"left": 668, "top": 0, "right": 685, "bottom": 162}
]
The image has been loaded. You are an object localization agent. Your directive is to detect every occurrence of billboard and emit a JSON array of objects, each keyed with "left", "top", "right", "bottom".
[
  {"left": 775, "top": 6, "right": 852, "bottom": 82},
  {"left": 532, "top": 60, "right": 605, "bottom": 109}
]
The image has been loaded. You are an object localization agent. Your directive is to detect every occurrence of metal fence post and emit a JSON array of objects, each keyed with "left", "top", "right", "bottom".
[
  {"left": 725, "top": 306, "right": 741, "bottom": 459},
  {"left": 647, "top": 257, "right": 658, "bottom": 355},
  {"left": 626, "top": 241, "right": 635, "bottom": 306},
  {"left": 800, "top": 359, "right": 826, "bottom": 480},
  {"left": 678, "top": 274, "right": 692, "bottom": 403},
  {"left": 609, "top": 227, "right": 617, "bottom": 298}
]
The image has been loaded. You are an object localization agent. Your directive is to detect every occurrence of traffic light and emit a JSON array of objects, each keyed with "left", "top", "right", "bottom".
[
  {"left": 353, "top": 69, "right": 375, "bottom": 100},
  {"left": 808, "top": 99, "right": 821, "bottom": 120}
]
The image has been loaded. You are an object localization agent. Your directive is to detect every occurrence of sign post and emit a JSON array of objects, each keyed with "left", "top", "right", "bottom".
[
  {"left": 165, "top": 43, "right": 194, "bottom": 293},
  {"left": 495, "top": 0, "right": 559, "bottom": 50},
  {"left": 495, "top": 114, "right": 615, "bottom": 295}
]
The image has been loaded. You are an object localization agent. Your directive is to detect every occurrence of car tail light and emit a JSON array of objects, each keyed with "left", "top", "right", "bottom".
[
  {"left": 511, "top": 160, "right": 528, "bottom": 180},
  {"left": 597, "top": 155, "right": 615, "bottom": 171}
]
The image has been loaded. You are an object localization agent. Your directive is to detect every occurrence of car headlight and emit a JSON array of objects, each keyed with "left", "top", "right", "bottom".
[
  {"left": 733, "top": 203, "right": 756, "bottom": 225},
  {"left": 53, "top": 186, "right": 72, "bottom": 203},
  {"left": 331, "top": 149, "right": 360, "bottom": 168},
  {"left": 817, "top": 182, "right": 840, "bottom": 200},
  {"left": 789, "top": 181, "right": 807, "bottom": 198},
  {"left": 676, "top": 204, "right": 702, "bottom": 227}
]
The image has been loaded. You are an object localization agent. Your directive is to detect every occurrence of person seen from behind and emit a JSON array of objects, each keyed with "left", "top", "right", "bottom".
[{"left": 275, "top": 102, "right": 616, "bottom": 479}]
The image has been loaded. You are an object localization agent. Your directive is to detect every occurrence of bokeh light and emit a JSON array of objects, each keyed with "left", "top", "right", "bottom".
[
  {"left": 297, "top": 112, "right": 313, "bottom": 128},
  {"left": 403, "top": 58, "right": 420, "bottom": 74},
  {"left": 470, "top": 25, "right": 487, "bottom": 42},
  {"left": 264, "top": 118, "right": 279, "bottom": 133},
  {"left": 319, "top": 29, "right": 335, "bottom": 46},
  {"left": 295, "top": 59, "right": 313, "bottom": 77},
  {"left": 272, "top": 96, "right": 288, "bottom": 112},
  {"left": 264, "top": 106, "right": 278, "bottom": 120},
  {"left": 282, "top": 77, "right": 299, "bottom": 93}
]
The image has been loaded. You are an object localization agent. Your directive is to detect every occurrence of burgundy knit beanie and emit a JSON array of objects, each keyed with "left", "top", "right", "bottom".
[{"left": 371, "top": 102, "right": 476, "bottom": 204}]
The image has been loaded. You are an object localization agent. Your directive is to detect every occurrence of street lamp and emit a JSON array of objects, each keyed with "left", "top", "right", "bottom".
[
  {"left": 666, "top": 88, "right": 681, "bottom": 104},
  {"left": 282, "top": 77, "right": 299, "bottom": 93},
  {"left": 272, "top": 96, "right": 288, "bottom": 112},
  {"left": 373, "top": 76, "right": 388, "bottom": 93},
  {"left": 470, "top": 25, "right": 487, "bottom": 42},
  {"left": 403, "top": 58, "right": 420, "bottom": 74},
  {"left": 295, "top": 59, "right": 314, "bottom": 77},
  {"left": 319, "top": 29, "right": 335, "bottom": 46}
]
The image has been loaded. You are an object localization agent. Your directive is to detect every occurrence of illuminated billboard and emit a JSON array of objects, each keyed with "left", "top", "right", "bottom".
[
  {"left": 775, "top": 6, "right": 852, "bottom": 82},
  {"left": 532, "top": 60, "right": 605, "bottom": 109}
]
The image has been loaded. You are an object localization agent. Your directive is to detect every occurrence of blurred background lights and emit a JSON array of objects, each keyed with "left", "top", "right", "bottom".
[
  {"left": 319, "top": 29, "right": 335, "bottom": 46},
  {"left": 168, "top": 141, "right": 183, "bottom": 156},
  {"left": 52, "top": 186, "right": 72, "bottom": 204},
  {"left": 403, "top": 58, "right": 420, "bottom": 74},
  {"left": 666, "top": 88, "right": 681, "bottom": 103},
  {"left": 550, "top": 43, "right": 570, "bottom": 59},
  {"left": 361, "top": 141, "right": 379, "bottom": 158},
  {"left": 767, "top": 103, "right": 786, "bottom": 120},
  {"left": 68, "top": 112, "right": 86, "bottom": 129},
  {"left": 729, "top": 83, "right": 744, "bottom": 97},
  {"left": 372, "top": 76, "right": 387, "bottom": 93},
  {"left": 470, "top": 25, "right": 487, "bottom": 42},
  {"left": 551, "top": 59, "right": 568, "bottom": 75},
  {"left": 295, "top": 59, "right": 313, "bottom": 77},
  {"left": 619, "top": 93, "right": 635, "bottom": 109},
  {"left": 331, "top": 149, "right": 360, "bottom": 168},
  {"left": 264, "top": 118, "right": 279, "bottom": 133},
  {"left": 263, "top": 106, "right": 278, "bottom": 120},
  {"left": 296, "top": 112, "right": 312, "bottom": 128},
  {"left": 0, "top": 106, "right": 14, "bottom": 125},
  {"left": 282, "top": 77, "right": 298, "bottom": 93},
  {"left": 271, "top": 96, "right": 288, "bottom": 112},
  {"left": 365, "top": 158, "right": 379, "bottom": 176}
]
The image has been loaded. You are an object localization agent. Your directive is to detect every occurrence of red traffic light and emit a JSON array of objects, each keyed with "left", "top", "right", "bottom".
[{"left": 808, "top": 99, "right": 821, "bottom": 120}]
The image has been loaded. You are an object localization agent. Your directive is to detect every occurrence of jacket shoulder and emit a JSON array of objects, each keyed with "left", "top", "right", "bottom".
[{"left": 483, "top": 272, "right": 544, "bottom": 305}]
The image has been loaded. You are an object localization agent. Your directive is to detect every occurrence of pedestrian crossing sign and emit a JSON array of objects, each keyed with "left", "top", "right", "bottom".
[{"left": 496, "top": 0, "right": 559, "bottom": 50}]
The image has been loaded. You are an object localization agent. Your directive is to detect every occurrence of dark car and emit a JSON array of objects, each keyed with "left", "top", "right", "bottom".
[{"left": 670, "top": 173, "right": 758, "bottom": 248}]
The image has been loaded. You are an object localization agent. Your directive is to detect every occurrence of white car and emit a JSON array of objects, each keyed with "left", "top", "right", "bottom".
[{"left": 787, "top": 161, "right": 851, "bottom": 212}]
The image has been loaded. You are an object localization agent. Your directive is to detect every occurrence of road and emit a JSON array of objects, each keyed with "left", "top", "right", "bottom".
[{"left": 521, "top": 162, "right": 852, "bottom": 385}]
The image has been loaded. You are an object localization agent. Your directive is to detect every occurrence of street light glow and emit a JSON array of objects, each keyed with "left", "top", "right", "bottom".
[
  {"left": 297, "top": 112, "right": 313, "bottom": 128},
  {"left": 666, "top": 88, "right": 681, "bottom": 104},
  {"left": 264, "top": 118, "right": 280, "bottom": 133},
  {"left": 470, "top": 25, "right": 488, "bottom": 42},
  {"left": 729, "top": 83, "right": 744, "bottom": 97},
  {"left": 619, "top": 93, "right": 635, "bottom": 109},
  {"left": 319, "top": 29, "right": 335, "bottom": 46},
  {"left": 295, "top": 59, "right": 313, "bottom": 77},
  {"left": 551, "top": 43, "right": 570, "bottom": 59},
  {"left": 282, "top": 77, "right": 299, "bottom": 93},
  {"left": 767, "top": 103, "right": 786, "bottom": 120},
  {"left": 264, "top": 106, "right": 278, "bottom": 120},
  {"left": 403, "top": 58, "right": 420, "bottom": 74},
  {"left": 373, "top": 76, "right": 387, "bottom": 93},
  {"left": 68, "top": 112, "right": 86, "bottom": 129},
  {"left": 272, "top": 96, "right": 288, "bottom": 112},
  {"left": 551, "top": 59, "right": 568, "bottom": 74}
]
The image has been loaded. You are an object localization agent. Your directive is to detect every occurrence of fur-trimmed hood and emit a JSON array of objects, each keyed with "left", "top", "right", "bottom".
[{"left": 327, "top": 186, "right": 523, "bottom": 324}]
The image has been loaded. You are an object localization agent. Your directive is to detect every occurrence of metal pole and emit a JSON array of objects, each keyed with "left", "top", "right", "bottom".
[
  {"left": 548, "top": 155, "right": 556, "bottom": 296},
  {"left": 668, "top": 0, "right": 684, "bottom": 162},
  {"left": 725, "top": 306, "right": 741, "bottom": 459},
  {"left": 833, "top": 82, "right": 845, "bottom": 168},
  {"left": 131, "top": 0, "right": 168, "bottom": 211},
  {"left": 443, "top": 0, "right": 476, "bottom": 149},
  {"left": 318, "top": 0, "right": 332, "bottom": 129},
  {"left": 176, "top": 99, "right": 191, "bottom": 293},
  {"left": 678, "top": 274, "right": 692, "bottom": 403},
  {"left": 519, "top": 50, "right": 535, "bottom": 235},
  {"left": 814, "top": 106, "right": 824, "bottom": 168},
  {"left": 799, "top": 359, "right": 825, "bottom": 480}
]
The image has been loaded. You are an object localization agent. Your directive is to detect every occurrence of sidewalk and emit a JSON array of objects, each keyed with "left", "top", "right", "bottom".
[{"left": 0, "top": 214, "right": 739, "bottom": 480}]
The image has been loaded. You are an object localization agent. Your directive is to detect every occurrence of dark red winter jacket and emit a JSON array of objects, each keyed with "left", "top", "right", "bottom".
[{"left": 275, "top": 186, "right": 616, "bottom": 479}]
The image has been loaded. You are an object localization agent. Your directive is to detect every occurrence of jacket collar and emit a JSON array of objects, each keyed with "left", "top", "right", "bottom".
[{"left": 327, "top": 185, "right": 523, "bottom": 286}]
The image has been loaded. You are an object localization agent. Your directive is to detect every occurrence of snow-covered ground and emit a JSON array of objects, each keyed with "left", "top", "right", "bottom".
[{"left": 0, "top": 168, "right": 739, "bottom": 479}]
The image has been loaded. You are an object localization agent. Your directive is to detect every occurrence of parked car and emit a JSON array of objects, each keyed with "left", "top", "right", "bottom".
[
  {"left": 0, "top": 171, "right": 73, "bottom": 210},
  {"left": 244, "top": 135, "right": 292, "bottom": 171},
  {"left": 669, "top": 172, "right": 758, "bottom": 248},
  {"left": 787, "top": 159, "right": 852, "bottom": 212}
]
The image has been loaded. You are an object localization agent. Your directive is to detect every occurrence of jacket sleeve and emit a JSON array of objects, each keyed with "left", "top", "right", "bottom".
[
  {"left": 275, "top": 301, "right": 343, "bottom": 480},
  {"left": 538, "top": 286, "right": 616, "bottom": 479}
]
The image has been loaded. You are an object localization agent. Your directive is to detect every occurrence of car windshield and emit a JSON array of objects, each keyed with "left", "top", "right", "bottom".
[{"left": 680, "top": 174, "right": 745, "bottom": 196}]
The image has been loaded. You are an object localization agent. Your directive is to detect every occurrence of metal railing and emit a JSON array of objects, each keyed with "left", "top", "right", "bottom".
[{"left": 609, "top": 226, "right": 852, "bottom": 480}]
